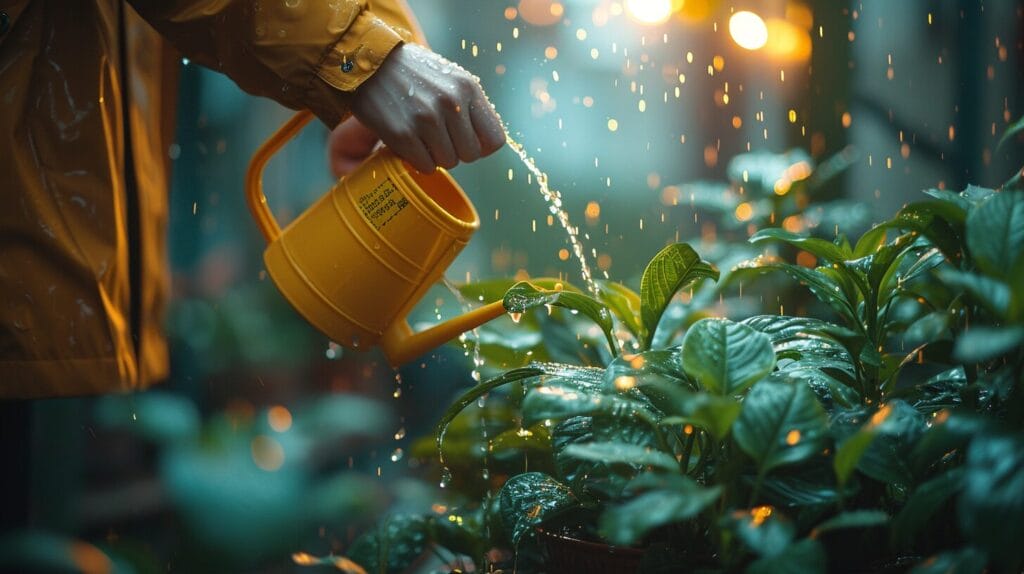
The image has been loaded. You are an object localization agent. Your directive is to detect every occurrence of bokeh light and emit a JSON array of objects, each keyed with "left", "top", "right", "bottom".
[
  {"left": 625, "top": 0, "right": 673, "bottom": 25},
  {"left": 729, "top": 11, "right": 769, "bottom": 50}
]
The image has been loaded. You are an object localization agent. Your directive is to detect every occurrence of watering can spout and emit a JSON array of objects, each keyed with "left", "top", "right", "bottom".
[
  {"left": 245, "top": 110, "right": 506, "bottom": 365},
  {"left": 381, "top": 300, "right": 507, "bottom": 366}
]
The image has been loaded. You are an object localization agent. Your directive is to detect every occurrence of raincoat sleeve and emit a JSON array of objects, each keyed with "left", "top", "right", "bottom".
[{"left": 128, "top": 0, "right": 426, "bottom": 126}]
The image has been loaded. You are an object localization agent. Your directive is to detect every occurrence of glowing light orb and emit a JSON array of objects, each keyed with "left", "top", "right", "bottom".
[
  {"left": 625, "top": 0, "right": 673, "bottom": 25},
  {"left": 729, "top": 11, "right": 769, "bottom": 50}
]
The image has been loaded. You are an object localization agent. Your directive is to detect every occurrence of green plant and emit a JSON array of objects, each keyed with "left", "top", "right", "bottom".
[{"left": 422, "top": 174, "right": 1024, "bottom": 573}]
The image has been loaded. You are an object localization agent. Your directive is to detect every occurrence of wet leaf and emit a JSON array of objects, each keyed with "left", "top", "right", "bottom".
[
  {"left": 734, "top": 380, "right": 827, "bottom": 475},
  {"left": 723, "top": 507, "right": 795, "bottom": 557},
  {"left": 952, "top": 326, "right": 1024, "bottom": 363},
  {"left": 754, "top": 263, "right": 859, "bottom": 325},
  {"left": 958, "top": 432, "right": 1024, "bottom": 569},
  {"left": 521, "top": 382, "right": 656, "bottom": 429},
  {"left": 504, "top": 281, "right": 618, "bottom": 355},
  {"left": 908, "top": 547, "right": 987, "bottom": 574},
  {"left": 490, "top": 424, "right": 552, "bottom": 454},
  {"left": 891, "top": 469, "right": 964, "bottom": 550},
  {"left": 811, "top": 510, "right": 888, "bottom": 535},
  {"left": 681, "top": 318, "right": 775, "bottom": 395},
  {"left": 498, "top": 472, "right": 576, "bottom": 545},
  {"left": 749, "top": 228, "right": 851, "bottom": 263},
  {"left": 639, "top": 243, "right": 719, "bottom": 347},
  {"left": 597, "top": 280, "right": 643, "bottom": 340},
  {"left": 965, "top": 189, "right": 1024, "bottom": 279},
  {"left": 346, "top": 514, "right": 430, "bottom": 574},
  {"left": 746, "top": 538, "right": 826, "bottom": 574},
  {"left": 656, "top": 388, "right": 742, "bottom": 440},
  {"left": 936, "top": 268, "right": 1011, "bottom": 319},
  {"left": 435, "top": 366, "right": 545, "bottom": 446},
  {"left": 600, "top": 475, "right": 721, "bottom": 545},
  {"left": 562, "top": 441, "right": 679, "bottom": 472}
]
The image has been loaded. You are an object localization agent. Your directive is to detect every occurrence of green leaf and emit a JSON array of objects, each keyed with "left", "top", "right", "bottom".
[
  {"left": 346, "top": 514, "right": 430, "bottom": 574},
  {"left": 734, "top": 381, "right": 828, "bottom": 475},
  {"left": 503, "top": 281, "right": 618, "bottom": 356},
  {"left": 965, "top": 190, "right": 1024, "bottom": 279},
  {"left": 891, "top": 469, "right": 964, "bottom": 549},
  {"left": 435, "top": 367, "right": 545, "bottom": 446},
  {"left": 490, "top": 424, "right": 552, "bottom": 454},
  {"left": 639, "top": 243, "right": 719, "bottom": 347},
  {"left": 997, "top": 114, "right": 1024, "bottom": 150},
  {"left": 755, "top": 263, "right": 860, "bottom": 325},
  {"left": 811, "top": 510, "right": 888, "bottom": 535},
  {"left": 958, "top": 432, "right": 1024, "bottom": 569},
  {"left": 498, "top": 472, "right": 576, "bottom": 545},
  {"left": 562, "top": 441, "right": 679, "bottom": 472},
  {"left": 597, "top": 280, "right": 644, "bottom": 340},
  {"left": 521, "top": 382, "right": 656, "bottom": 428},
  {"left": 599, "top": 475, "right": 721, "bottom": 545},
  {"left": 746, "top": 539, "right": 826, "bottom": 574},
  {"left": 681, "top": 318, "right": 776, "bottom": 395},
  {"left": 833, "top": 427, "right": 876, "bottom": 487},
  {"left": 953, "top": 326, "right": 1024, "bottom": 363},
  {"left": 723, "top": 507, "right": 795, "bottom": 557},
  {"left": 749, "top": 228, "right": 851, "bottom": 263},
  {"left": 655, "top": 388, "right": 742, "bottom": 440},
  {"left": 908, "top": 547, "right": 987, "bottom": 574},
  {"left": 936, "top": 268, "right": 1011, "bottom": 319},
  {"left": 904, "top": 311, "right": 953, "bottom": 345}
]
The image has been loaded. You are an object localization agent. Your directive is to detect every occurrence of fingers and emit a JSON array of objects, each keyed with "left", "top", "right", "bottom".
[
  {"left": 469, "top": 93, "right": 506, "bottom": 157},
  {"left": 417, "top": 110, "right": 459, "bottom": 170},
  {"left": 445, "top": 102, "right": 482, "bottom": 163}
]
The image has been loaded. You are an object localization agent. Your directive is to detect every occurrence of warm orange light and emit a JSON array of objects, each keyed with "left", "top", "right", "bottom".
[
  {"left": 518, "top": 0, "right": 563, "bottom": 26},
  {"left": 268, "top": 405, "right": 292, "bottom": 432},
  {"left": 251, "top": 435, "right": 285, "bottom": 471},
  {"left": 735, "top": 202, "right": 754, "bottom": 221},
  {"left": 625, "top": 0, "right": 673, "bottom": 25},
  {"left": 729, "top": 11, "right": 769, "bottom": 50},
  {"left": 764, "top": 18, "right": 813, "bottom": 61}
]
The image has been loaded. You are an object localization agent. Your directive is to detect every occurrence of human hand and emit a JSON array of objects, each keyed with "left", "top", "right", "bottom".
[
  {"left": 349, "top": 43, "right": 506, "bottom": 173},
  {"left": 328, "top": 116, "right": 381, "bottom": 179}
]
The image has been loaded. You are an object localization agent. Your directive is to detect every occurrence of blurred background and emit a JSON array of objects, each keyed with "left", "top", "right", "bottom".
[{"left": 7, "top": 0, "right": 1023, "bottom": 572}]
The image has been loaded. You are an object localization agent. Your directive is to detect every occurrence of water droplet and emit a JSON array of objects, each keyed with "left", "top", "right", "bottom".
[
  {"left": 509, "top": 312, "right": 522, "bottom": 323},
  {"left": 439, "top": 467, "right": 453, "bottom": 488},
  {"left": 471, "top": 369, "right": 481, "bottom": 382},
  {"left": 408, "top": 85, "right": 415, "bottom": 97},
  {"left": 390, "top": 448, "right": 404, "bottom": 462},
  {"left": 350, "top": 335, "right": 361, "bottom": 348}
]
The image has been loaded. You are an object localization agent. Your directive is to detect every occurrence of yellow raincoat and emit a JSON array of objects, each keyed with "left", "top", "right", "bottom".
[{"left": 0, "top": 0, "right": 423, "bottom": 398}]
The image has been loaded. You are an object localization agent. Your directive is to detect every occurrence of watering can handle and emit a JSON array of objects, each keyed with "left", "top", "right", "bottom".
[
  {"left": 245, "top": 110, "right": 507, "bottom": 366},
  {"left": 245, "top": 109, "right": 316, "bottom": 243}
]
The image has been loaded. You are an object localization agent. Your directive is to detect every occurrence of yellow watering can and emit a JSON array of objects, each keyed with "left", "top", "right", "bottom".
[{"left": 245, "top": 110, "right": 507, "bottom": 366}]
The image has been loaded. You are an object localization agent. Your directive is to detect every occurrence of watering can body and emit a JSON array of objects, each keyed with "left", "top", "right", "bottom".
[{"left": 246, "top": 111, "right": 505, "bottom": 365}]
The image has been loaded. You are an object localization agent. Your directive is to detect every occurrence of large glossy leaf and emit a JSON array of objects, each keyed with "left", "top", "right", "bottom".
[
  {"left": 654, "top": 385, "right": 742, "bottom": 440},
  {"left": 435, "top": 367, "right": 545, "bottom": 446},
  {"left": 734, "top": 380, "right": 827, "bottom": 474},
  {"left": 811, "top": 510, "right": 888, "bottom": 535},
  {"left": 489, "top": 424, "right": 552, "bottom": 454},
  {"left": 834, "top": 401, "right": 926, "bottom": 487},
  {"left": 498, "top": 472, "right": 577, "bottom": 545},
  {"left": 891, "top": 469, "right": 964, "bottom": 549},
  {"left": 936, "top": 268, "right": 1011, "bottom": 319},
  {"left": 346, "top": 514, "right": 430, "bottom": 574},
  {"left": 639, "top": 243, "right": 719, "bottom": 347},
  {"left": 756, "top": 263, "right": 860, "bottom": 325},
  {"left": 953, "top": 326, "right": 1024, "bottom": 363},
  {"left": 746, "top": 539, "right": 826, "bottom": 574},
  {"left": 597, "top": 280, "right": 644, "bottom": 340},
  {"left": 561, "top": 441, "right": 679, "bottom": 471},
  {"left": 521, "top": 382, "right": 656, "bottom": 428},
  {"left": 749, "top": 228, "right": 851, "bottom": 263},
  {"left": 723, "top": 507, "right": 795, "bottom": 557},
  {"left": 504, "top": 281, "right": 618, "bottom": 355},
  {"left": 599, "top": 474, "right": 721, "bottom": 545},
  {"left": 958, "top": 432, "right": 1024, "bottom": 569},
  {"left": 681, "top": 318, "right": 776, "bottom": 395},
  {"left": 965, "top": 190, "right": 1024, "bottom": 279},
  {"left": 833, "top": 426, "right": 876, "bottom": 487}
]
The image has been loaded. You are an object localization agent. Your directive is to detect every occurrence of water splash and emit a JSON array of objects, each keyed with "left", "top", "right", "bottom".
[{"left": 506, "top": 135, "right": 599, "bottom": 295}]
